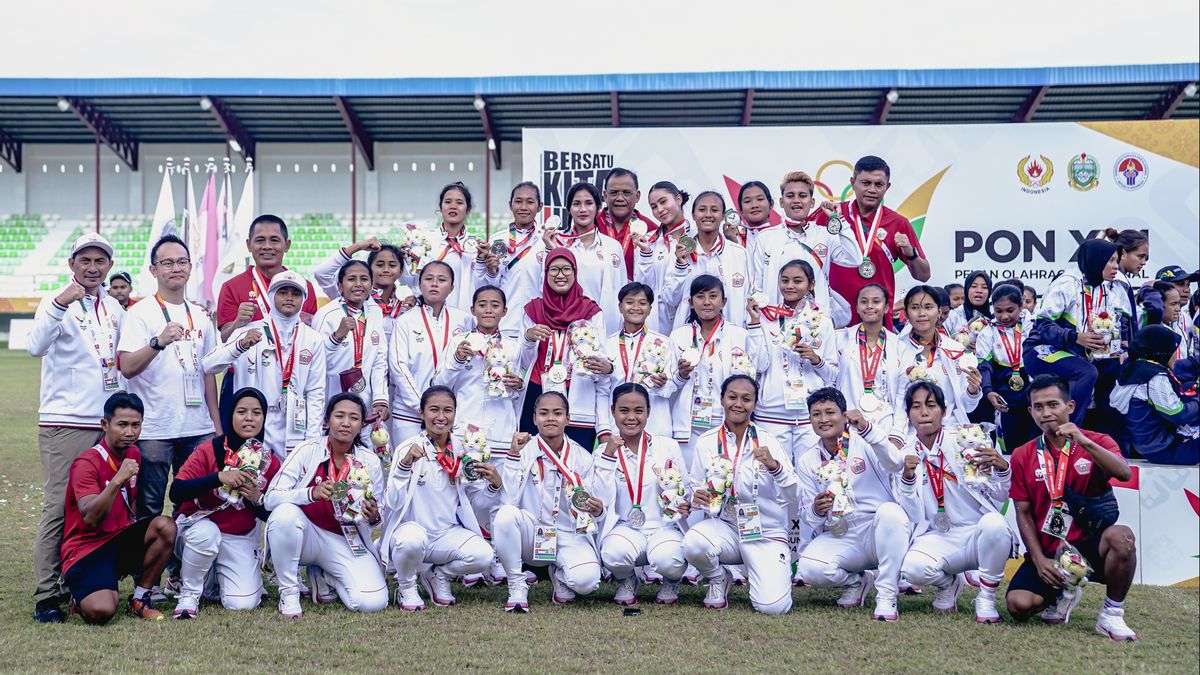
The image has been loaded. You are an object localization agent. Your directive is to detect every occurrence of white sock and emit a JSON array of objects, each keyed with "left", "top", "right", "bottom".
[{"left": 134, "top": 586, "right": 151, "bottom": 599}]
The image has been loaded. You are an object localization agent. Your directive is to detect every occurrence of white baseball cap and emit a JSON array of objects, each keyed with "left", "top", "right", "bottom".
[
  {"left": 268, "top": 270, "right": 308, "bottom": 298},
  {"left": 70, "top": 232, "right": 114, "bottom": 258}
]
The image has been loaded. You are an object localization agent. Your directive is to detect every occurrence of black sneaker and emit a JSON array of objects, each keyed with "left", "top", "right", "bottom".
[{"left": 33, "top": 599, "right": 65, "bottom": 624}]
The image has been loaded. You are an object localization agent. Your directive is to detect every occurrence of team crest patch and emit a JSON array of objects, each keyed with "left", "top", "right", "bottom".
[
  {"left": 371, "top": 330, "right": 380, "bottom": 345},
  {"left": 1074, "top": 458, "right": 1092, "bottom": 475},
  {"left": 1067, "top": 153, "right": 1099, "bottom": 191},
  {"left": 876, "top": 229, "right": 887, "bottom": 241},
  {"left": 731, "top": 273, "right": 745, "bottom": 288},
  {"left": 413, "top": 329, "right": 425, "bottom": 343},
  {"left": 536, "top": 251, "right": 546, "bottom": 263},
  {"left": 814, "top": 243, "right": 829, "bottom": 258},
  {"left": 299, "top": 349, "right": 312, "bottom": 365},
  {"left": 612, "top": 253, "right": 622, "bottom": 268},
  {"left": 850, "top": 457, "right": 867, "bottom": 475}
]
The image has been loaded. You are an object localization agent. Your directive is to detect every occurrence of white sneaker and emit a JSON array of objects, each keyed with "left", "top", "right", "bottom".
[
  {"left": 963, "top": 570, "right": 981, "bottom": 588},
  {"left": 932, "top": 574, "right": 964, "bottom": 613},
  {"left": 974, "top": 593, "right": 1002, "bottom": 624},
  {"left": 873, "top": 594, "right": 899, "bottom": 622},
  {"left": 613, "top": 575, "right": 640, "bottom": 606},
  {"left": 838, "top": 570, "right": 876, "bottom": 609},
  {"left": 420, "top": 566, "right": 457, "bottom": 607},
  {"left": 683, "top": 565, "right": 701, "bottom": 585},
  {"left": 505, "top": 576, "right": 530, "bottom": 613},
  {"left": 163, "top": 576, "right": 182, "bottom": 598},
  {"left": 525, "top": 570, "right": 540, "bottom": 586},
  {"left": 396, "top": 584, "right": 425, "bottom": 612},
  {"left": 550, "top": 566, "right": 576, "bottom": 604},
  {"left": 308, "top": 566, "right": 338, "bottom": 604},
  {"left": 730, "top": 565, "right": 747, "bottom": 586},
  {"left": 1040, "top": 585, "right": 1081, "bottom": 625},
  {"left": 487, "top": 557, "right": 506, "bottom": 586},
  {"left": 172, "top": 593, "right": 199, "bottom": 620},
  {"left": 461, "top": 573, "right": 484, "bottom": 588},
  {"left": 278, "top": 590, "right": 303, "bottom": 618},
  {"left": 703, "top": 571, "right": 732, "bottom": 609},
  {"left": 1095, "top": 606, "right": 1138, "bottom": 641},
  {"left": 643, "top": 567, "right": 664, "bottom": 585},
  {"left": 149, "top": 585, "right": 169, "bottom": 603},
  {"left": 655, "top": 579, "right": 681, "bottom": 605}
]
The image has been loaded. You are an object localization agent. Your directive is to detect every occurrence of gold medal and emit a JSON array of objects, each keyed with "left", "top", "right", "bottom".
[
  {"left": 1009, "top": 371, "right": 1025, "bottom": 391},
  {"left": 571, "top": 487, "right": 592, "bottom": 510}
]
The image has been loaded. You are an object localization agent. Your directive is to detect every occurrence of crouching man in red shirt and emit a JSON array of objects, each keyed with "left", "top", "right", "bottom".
[
  {"left": 60, "top": 392, "right": 177, "bottom": 623},
  {"left": 1005, "top": 375, "right": 1138, "bottom": 641}
]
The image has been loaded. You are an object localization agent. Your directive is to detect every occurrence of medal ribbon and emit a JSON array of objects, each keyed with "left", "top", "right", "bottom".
[
  {"left": 647, "top": 219, "right": 688, "bottom": 245},
  {"left": 920, "top": 431, "right": 950, "bottom": 513},
  {"left": 249, "top": 266, "right": 272, "bottom": 316},
  {"left": 433, "top": 436, "right": 460, "bottom": 478},
  {"left": 759, "top": 305, "right": 796, "bottom": 322},
  {"left": 94, "top": 440, "right": 132, "bottom": 514},
  {"left": 857, "top": 327, "right": 886, "bottom": 391},
  {"left": 615, "top": 433, "right": 649, "bottom": 508},
  {"left": 154, "top": 292, "right": 195, "bottom": 331},
  {"left": 419, "top": 304, "right": 451, "bottom": 372},
  {"left": 843, "top": 200, "right": 885, "bottom": 262},
  {"left": 371, "top": 287, "right": 402, "bottom": 318},
  {"left": 342, "top": 301, "right": 367, "bottom": 369},
  {"left": 437, "top": 227, "right": 465, "bottom": 260},
  {"left": 997, "top": 324, "right": 1023, "bottom": 368},
  {"left": 1081, "top": 285, "right": 1105, "bottom": 326},
  {"left": 269, "top": 319, "right": 299, "bottom": 394},
  {"left": 1037, "top": 436, "right": 1072, "bottom": 510},
  {"left": 618, "top": 330, "right": 646, "bottom": 383},
  {"left": 692, "top": 317, "right": 723, "bottom": 358},
  {"left": 721, "top": 424, "right": 759, "bottom": 499},
  {"left": 537, "top": 438, "right": 580, "bottom": 489}
]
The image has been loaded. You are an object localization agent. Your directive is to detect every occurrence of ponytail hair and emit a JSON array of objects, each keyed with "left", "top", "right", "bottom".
[
  {"left": 649, "top": 180, "right": 690, "bottom": 208},
  {"left": 439, "top": 181, "right": 473, "bottom": 210},
  {"left": 1104, "top": 228, "right": 1148, "bottom": 256}
]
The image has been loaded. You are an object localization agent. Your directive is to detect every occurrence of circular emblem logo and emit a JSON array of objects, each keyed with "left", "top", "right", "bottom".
[
  {"left": 1067, "top": 153, "right": 1099, "bottom": 192},
  {"left": 1113, "top": 153, "right": 1148, "bottom": 191},
  {"left": 1017, "top": 155, "right": 1054, "bottom": 194}
]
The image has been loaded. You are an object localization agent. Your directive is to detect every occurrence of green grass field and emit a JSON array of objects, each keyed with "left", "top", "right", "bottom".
[{"left": 0, "top": 350, "right": 1196, "bottom": 673}]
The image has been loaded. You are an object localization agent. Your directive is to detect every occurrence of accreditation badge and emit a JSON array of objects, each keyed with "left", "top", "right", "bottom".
[
  {"left": 737, "top": 502, "right": 764, "bottom": 542},
  {"left": 183, "top": 372, "right": 204, "bottom": 406},
  {"left": 533, "top": 525, "right": 558, "bottom": 562}
]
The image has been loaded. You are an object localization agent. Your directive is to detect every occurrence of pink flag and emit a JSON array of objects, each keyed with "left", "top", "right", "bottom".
[{"left": 198, "top": 170, "right": 219, "bottom": 306}]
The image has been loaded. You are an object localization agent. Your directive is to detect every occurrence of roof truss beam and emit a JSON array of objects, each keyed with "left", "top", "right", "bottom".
[
  {"left": 63, "top": 96, "right": 138, "bottom": 170},
  {"left": 610, "top": 91, "right": 620, "bottom": 127},
  {"left": 333, "top": 96, "right": 375, "bottom": 171},
  {"left": 204, "top": 96, "right": 256, "bottom": 163},
  {"left": 476, "top": 95, "right": 502, "bottom": 169},
  {"left": 1146, "top": 82, "right": 1189, "bottom": 119},
  {"left": 1012, "top": 86, "right": 1049, "bottom": 122},
  {"left": 0, "top": 126, "right": 20, "bottom": 172},
  {"left": 741, "top": 88, "right": 755, "bottom": 126},
  {"left": 871, "top": 88, "right": 897, "bottom": 124}
]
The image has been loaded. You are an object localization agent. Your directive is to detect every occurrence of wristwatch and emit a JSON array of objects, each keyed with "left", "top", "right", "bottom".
[
  {"left": 902, "top": 248, "right": 920, "bottom": 262},
  {"left": 149, "top": 336, "right": 166, "bottom": 351}
]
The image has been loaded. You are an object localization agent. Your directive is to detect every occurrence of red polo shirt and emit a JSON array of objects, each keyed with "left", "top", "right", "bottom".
[
  {"left": 597, "top": 208, "right": 655, "bottom": 279},
  {"left": 175, "top": 437, "right": 281, "bottom": 536},
  {"left": 61, "top": 441, "right": 142, "bottom": 574},
  {"left": 815, "top": 202, "right": 924, "bottom": 327},
  {"left": 1009, "top": 429, "right": 1122, "bottom": 557},
  {"left": 216, "top": 266, "right": 318, "bottom": 327}
]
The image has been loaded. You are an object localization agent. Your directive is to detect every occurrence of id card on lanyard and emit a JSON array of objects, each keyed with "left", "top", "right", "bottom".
[
  {"left": 1035, "top": 437, "right": 1074, "bottom": 539},
  {"left": 80, "top": 296, "right": 119, "bottom": 391},
  {"left": 723, "top": 426, "right": 763, "bottom": 541},
  {"left": 690, "top": 321, "right": 721, "bottom": 428},
  {"left": 156, "top": 293, "right": 203, "bottom": 406}
]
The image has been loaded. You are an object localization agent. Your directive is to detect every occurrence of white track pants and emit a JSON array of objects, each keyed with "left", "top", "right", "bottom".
[
  {"left": 682, "top": 518, "right": 793, "bottom": 615},
  {"left": 795, "top": 502, "right": 910, "bottom": 600},
  {"left": 175, "top": 518, "right": 263, "bottom": 610},
  {"left": 599, "top": 525, "right": 686, "bottom": 582},
  {"left": 388, "top": 522, "right": 493, "bottom": 588},
  {"left": 491, "top": 504, "right": 600, "bottom": 595},
  {"left": 901, "top": 512, "right": 1013, "bottom": 589},
  {"left": 265, "top": 503, "right": 388, "bottom": 612}
]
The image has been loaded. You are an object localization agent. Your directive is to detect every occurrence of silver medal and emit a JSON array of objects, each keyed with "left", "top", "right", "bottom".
[
  {"left": 721, "top": 500, "right": 737, "bottom": 520},
  {"left": 934, "top": 510, "right": 950, "bottom": 532},
  {"left": 827, "top": 215, "right": 843, "bottom": 235},
  {"left": 857, "top": 259, "right": 876, "bottom": 279},
  {"left": 490, "top": 240, "right": 509, "bottom": 261},
  {"left": 628, "top": 507, "right": 646, "bottom": 528}
]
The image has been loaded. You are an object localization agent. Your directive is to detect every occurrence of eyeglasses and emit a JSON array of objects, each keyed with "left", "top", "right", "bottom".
[
  {"left": 154, "top": 258, "right": 191, "bottom": 269},
  {"left": 606, "top": 189, "right": 635, "bottom": 199},
  {"left": 546, "top": 266, "right": 574, "bottom": 277}
]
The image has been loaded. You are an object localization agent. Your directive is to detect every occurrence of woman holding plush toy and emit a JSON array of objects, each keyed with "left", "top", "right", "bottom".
[
  {"left": 168, "top": 387, "right": 281, "bottom": 619},
  {"left": 380, "top": 386, "right": 501, "bottom": 612},
  {"left": 265, "top": 393, "right": 387, "bottom": 618},
  {"left": 594, "top": 383, "right": 690, "bottom": 607}
]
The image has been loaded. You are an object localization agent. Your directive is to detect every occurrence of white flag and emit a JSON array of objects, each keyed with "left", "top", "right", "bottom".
[
  {"left": 140, "top": 168, "right": 176, "bottom": 292},
  {"left": 182, "top": 166, "right": 201, "bottom": 301},
  {"left": 213, "top": 164, "right": 254, "bottom": 298}
]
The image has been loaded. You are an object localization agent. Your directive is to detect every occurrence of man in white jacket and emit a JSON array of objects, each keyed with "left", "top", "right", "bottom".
[{"left": 28, "top": 233, "right": 124, "bottom": 623}]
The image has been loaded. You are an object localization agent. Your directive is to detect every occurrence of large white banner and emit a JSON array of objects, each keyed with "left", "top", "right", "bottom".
[{"left": 522, "top": 122, "right": 1199, "bottom": 288}]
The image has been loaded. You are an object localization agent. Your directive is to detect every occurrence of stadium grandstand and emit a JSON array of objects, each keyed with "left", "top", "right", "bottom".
[{"left": 0, "top": 63, "right": 1197, "bottom": 314}]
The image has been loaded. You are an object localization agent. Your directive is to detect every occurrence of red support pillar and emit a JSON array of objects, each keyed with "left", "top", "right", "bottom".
[
  {"left": 94, "top": 134, "right": 101, "bottom": 233},
  {"left": 351, "top": 144, "right": 357, "bottom": 242}
]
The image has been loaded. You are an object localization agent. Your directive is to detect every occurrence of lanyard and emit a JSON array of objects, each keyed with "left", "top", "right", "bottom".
[
  {"left": 1036, "top": 436, "right": 1072, "bottom": 510},
  {"left": 759, "top": 304, "right": 795, "bottom": 322},
  {"left": 430, "top": 434, "right": 459, "bottom": 478},
  {"left": 506, "top": 224, "right": 537, "bottom": 269},
  {"left": 618, "top": 329, "right": 646, "bottom": 383},
  {"left": 843, "top": 200, "right": 885, "bottom": 261},
  {"left": 648, "top": 219, "right": 687, "bottom": 244},
  {"left": 911, "top": 333, "right": 938, "bottom": 366},
  {"left": 371, "top": 287, "right": 402, "bottom": 318},
  {"left": 438, "top": 227, "right": 465, "bottom": 260},
  {"left": 269, "top": 320, "right": 299, "bottom": 393},
  {"left": 920, "top": 431, "right": 952, "bottom": 513},
  {"left": 997, "top": 324, "right": 1023, "bottom": 367},
  {"left": 154, "top": 293, "right": 194, "bottom": 331},
  {"left": 327, "top": 449, "right": 353, "bottom": 485},
  {"left": 419, "top": 304, "right": 451, "bottom": 371},
  {"left": 822, "top": 429, "right": 851, "bottom": 463},
  {"left": 718, "top": 424, "right": 759, "bottom": 499},
  {"left": 616, "top": 433, "right": 649, "bottom": 509},
  {"left": 545, "top": 330, "right": 569, "bottom": 368},
  {"left": 1082, "top": 285, "right": 1105, "bottom": 325},
  {"left": 342, "top": 301, "right": 367, "bottom": 368},
  {"left": 78, "top": 295, "right": 115, "bottom": 360},
  {"left": 93, "top": 441, "right": 132, "bottom": 515},
  {"left": 249, "top": 267, "right": 272, "bottom": 316},
  {"left": 857, "top": 327, "right": 886, "bottom": 391},
  {"left": 692, "top": 318, "right": 723, "bottom": 358}
]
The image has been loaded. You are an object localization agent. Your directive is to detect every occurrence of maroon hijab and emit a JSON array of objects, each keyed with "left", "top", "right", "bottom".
[{"left": 525, "top": 248, "right": 601, "bottom": 330}]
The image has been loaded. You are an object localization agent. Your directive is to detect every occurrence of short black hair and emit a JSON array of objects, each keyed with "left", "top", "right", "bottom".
[
  {"left": 324, "top": 393, "right": 368, "bottom": 447},
  {"left": 367, "top": 243, "right": 404, "bottom": 271},
  {"left": 691, "top": 190, "right": 726, "bottom": 213},
  {"left": 612, "top": 382, "right": 651, "bottom": 409},
  {"left": 605, "top": 167, "right": 639, "bottom": 190},
  {"left": 109, "top": 271, "right": 132, "bottom": 286},
  {"left": 534, "top": 390, "right": 570, "bottom": 415},
  {"left": 990, "top": 283, "right": 1023, "bottom": 307},
  {"left": 853, "top": 155, "right": 891, "bottom": 179},
  {"left": 1027, "top": 374, "right": 1070, "bottom": 402},
  {"left": 103, "top": 391, "right": 144, "bottom": 419},
  {"left": 150, "top": 234, "right": 189, "bottom": 265},
  {"left": 720, "top": 374, "right": 759, "bottom": 399},
  {"left": 806, "top": 387, "right": 846, "bottom": 412},
  {"left": 932, "top": 286, "right": 951, "bottom": 309},
  {"left": 737, "top": 180, "right": 774, "bottom": 208},
  {"left": 337, "top": 259, "right": 371, "bottom": 285},
  {"left": 905, "top": 381, "right": 946, "bottom": 413},
  {"left": 248, "top": 214, "right": 289, "bottom": 241},
  {"left": 618, "top": 281, "right": 654, "bottom": 305}
]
